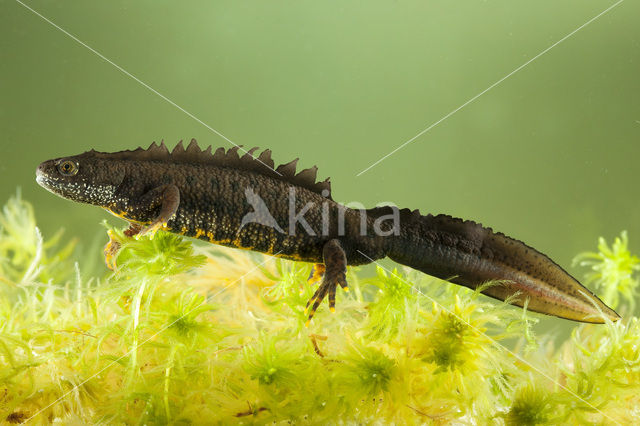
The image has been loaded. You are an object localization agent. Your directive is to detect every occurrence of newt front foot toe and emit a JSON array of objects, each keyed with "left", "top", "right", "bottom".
[
  {"left": 138, "top": 221, "right": 168, "bottom": 240},
  {"left": 104, "top": 233, "right": 121, "bottom": 271},
  {"left": 103, "top": 224, "right": 142, "bottom": 270}
]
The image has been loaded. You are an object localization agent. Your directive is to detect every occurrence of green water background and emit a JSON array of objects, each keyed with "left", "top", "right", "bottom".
[{"left": 1, "top": 1, "right": 639, "bottom": 330}]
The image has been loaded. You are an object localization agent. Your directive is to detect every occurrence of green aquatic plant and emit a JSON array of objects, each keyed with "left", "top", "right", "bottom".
[
  {"left": 503, "top": 381, "right": 556, "bottom": 426},
  {"left": 0, "top": 193, "right": 639, "bottom": 424},
  {"left": 106, "top": 223, "right": 207, "bottom": 277},
  {"left": 340, "top": 342, "right": 397, "bottom": 396},
  {"left": 364, "top": 266, "right": 417, "bottom": 341},
  {"left": 574, "top": 231, "right": 640, "bottom": 310},
  {"left": 0, "top": 190, "right": 75, "bottom": 284}
]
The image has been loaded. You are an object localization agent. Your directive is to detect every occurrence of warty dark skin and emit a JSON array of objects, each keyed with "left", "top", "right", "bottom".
[{"left": 36, "top": 140, "right": 620, "bottom": 324}]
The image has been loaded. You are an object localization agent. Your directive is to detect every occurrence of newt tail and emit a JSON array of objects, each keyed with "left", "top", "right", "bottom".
[
  {"left": 383, "top": 211, "right": 618, "bottom": 324},
  {"left": 35, "top": 140, "right": 620, "bottom": 325}
]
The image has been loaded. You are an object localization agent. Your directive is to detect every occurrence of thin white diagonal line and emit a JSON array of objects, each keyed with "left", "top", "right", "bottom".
[
  {"left": 14, "top": 0, "right": 282, "bottom": 176},
  {"left": 356, "top": 0, "right": 625, "bottom": 176},
  {"left": 24, "top": 251, "right": 281, "bottom": 423},
  {"left": 356, "top": 249, "right": 621, "bottom": 425}
]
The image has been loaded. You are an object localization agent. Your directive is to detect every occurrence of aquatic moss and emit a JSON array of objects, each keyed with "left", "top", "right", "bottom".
[
  {"left": 574, "top": 231, "right": 640, "bottom": 311},
  {"left": 0, "top": 193, "right": 639, "bottom": 424}
]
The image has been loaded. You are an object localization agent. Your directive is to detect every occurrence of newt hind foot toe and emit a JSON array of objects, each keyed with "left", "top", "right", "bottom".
[
  {"left": 307, "top": 264, "right": 325, "bottom": 285},
  {"left": 305, "top": 239, "right": 348, "bottom": 325},
  {"left": 304, "top": 271, "right": 347, "bottom": 325}
]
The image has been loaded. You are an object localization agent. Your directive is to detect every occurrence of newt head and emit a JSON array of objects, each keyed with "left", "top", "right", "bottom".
[{"left": 36, "top": 151, "right": 125, "bottom": 206}]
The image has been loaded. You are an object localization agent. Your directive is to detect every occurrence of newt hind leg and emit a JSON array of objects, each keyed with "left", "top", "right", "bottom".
[{"left": 305, "top": 239, "right": 348, "bottom": 325}]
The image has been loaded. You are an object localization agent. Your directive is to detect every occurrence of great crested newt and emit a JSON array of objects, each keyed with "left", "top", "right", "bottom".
[{"left": 36, "top": 140, "right": 620, "bottom": 324}]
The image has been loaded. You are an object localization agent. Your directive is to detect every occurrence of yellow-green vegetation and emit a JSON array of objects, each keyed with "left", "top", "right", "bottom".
[
  {"left": 573, "top": 231, "right": 640, "bottom": 312},
  {"left": 1, "top": 192, "right": 639, "bottom": 424}
]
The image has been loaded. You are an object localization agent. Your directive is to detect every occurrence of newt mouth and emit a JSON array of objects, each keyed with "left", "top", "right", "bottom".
[
  {"left": 35, "top": 166, "right": 48, "bottom": 185},
  {"left": 35, "top": 162, "right": 58, "bottom": 193},
  {"left": 35, "top": 168, "right": 47, "bottom": 187}
]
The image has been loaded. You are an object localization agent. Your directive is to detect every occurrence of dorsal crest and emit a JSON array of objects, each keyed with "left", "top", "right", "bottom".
[{"left": 86, "top": 139, "right": 332, "bottom": 199}]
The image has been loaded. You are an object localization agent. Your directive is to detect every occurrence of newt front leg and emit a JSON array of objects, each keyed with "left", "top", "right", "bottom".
[
  {"left": 305, "top": 239, "right": 349, "bottom": 325},
  {"left": 136, "top": 184, "right": 180, "bottom": 238}
]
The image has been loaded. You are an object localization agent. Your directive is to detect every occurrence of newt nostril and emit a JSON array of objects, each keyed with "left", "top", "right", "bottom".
[
  {"left": 36, "top": 160, "right": 53, "bottom": 181},
  {"left": 37, "top": 160, "right": 55, "bottom": 173}
]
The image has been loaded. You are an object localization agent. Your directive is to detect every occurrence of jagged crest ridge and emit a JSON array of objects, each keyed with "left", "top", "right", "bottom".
[
  {"left": 86, "top": 139, "right": 332, "bottom": 199},
  {"left": 367, "top": 205, "right": 539, "bottom": 249},
  {"left": 368, "top": 205, "right": 564, "bottom": 268}
]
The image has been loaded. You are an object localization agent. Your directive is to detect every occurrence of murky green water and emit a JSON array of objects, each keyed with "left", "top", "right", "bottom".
[{"left": 2, "top": 0, "right": 639, "bottom": 320}]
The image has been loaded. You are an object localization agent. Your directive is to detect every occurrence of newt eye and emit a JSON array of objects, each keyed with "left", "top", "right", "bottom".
[{"left": 58, "top": 160, "right": 79, "bottom": 176}]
